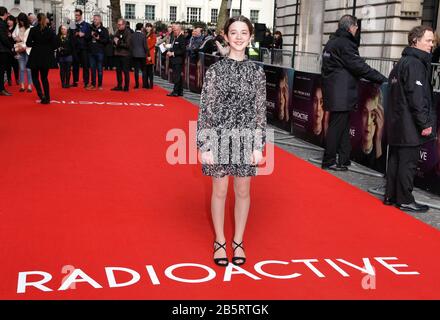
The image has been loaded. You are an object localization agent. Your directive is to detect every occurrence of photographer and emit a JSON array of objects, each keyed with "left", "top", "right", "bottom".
[
  {"left": 56, "top": 24, "right": 74, "bottom": 88},
  {"left": 71, "top": 9, "right": 91, "bottom": 88},
  {"left": 88, "top": 14, "right": 108, "bottom": 90},
  {"left": 111, "top": 18, "right": 131, "bottom": 91}
]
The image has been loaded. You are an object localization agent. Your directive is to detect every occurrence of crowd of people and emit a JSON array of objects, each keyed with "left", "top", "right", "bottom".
[{"left": 0, "top": 5, "right": 286, "bottom": 102}]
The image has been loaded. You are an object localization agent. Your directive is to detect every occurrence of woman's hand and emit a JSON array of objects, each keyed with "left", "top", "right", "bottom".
[
  {"left": 251, "top": 150, "right": 263, "bottom": 165},
  {"left": 201, "top": 151, "right": 214, "bottom": 165}
]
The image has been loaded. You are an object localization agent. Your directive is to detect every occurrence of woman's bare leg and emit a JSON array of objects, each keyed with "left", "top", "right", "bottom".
[
  {"left": 233, "top": 176, "right": 251, "bottom": 262},
  {"left": 211, "top": 176, "right": 229, "bottom": 260}
]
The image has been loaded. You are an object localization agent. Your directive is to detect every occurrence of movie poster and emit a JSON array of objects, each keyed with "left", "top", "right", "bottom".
[
  {"left": 349, "top": 81, "right": 388, "bottom": 173},
  {"left": 414, "top": 90, "right": 440, "bottom": 195},
  {"left": 263, "top": 64, "right": 294, "bottom": 132},
  {"left": 188, "top": 54, "right": 203, "bottom": 94},
  {"left": 291, "top": 71, "right": 327, "bottom": 147}
]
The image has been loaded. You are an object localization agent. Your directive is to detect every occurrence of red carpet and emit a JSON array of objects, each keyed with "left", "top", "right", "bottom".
[{"left": 1, "top": 70, "right": 440, "bottom": 300}]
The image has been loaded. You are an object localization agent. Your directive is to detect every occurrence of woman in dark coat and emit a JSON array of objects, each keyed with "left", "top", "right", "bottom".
[
  {"left": 26, "top": 13, "right": 56, "bottom": 104},
  {"left": 55, "top": 24, "right": 75, "bottom": 88}
]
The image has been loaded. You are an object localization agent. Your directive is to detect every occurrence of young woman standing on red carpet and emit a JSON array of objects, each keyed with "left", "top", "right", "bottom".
[
  {"left": 196, "top": 16, "right": 267, "bottom": 267},
  {"left": 144, "top": 23, "right": 156, "bottom": 89}
]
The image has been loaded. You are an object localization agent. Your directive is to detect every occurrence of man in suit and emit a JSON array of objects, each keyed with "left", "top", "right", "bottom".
[
  {"left": 384, "top": 26, "right": 436, "bottom": 213},
  {"left": 0, "top": 6, "right": 12, "bottom": 96},
  {"left": 321, "top": 15, "right": 387, "bottom": 171},
  {"left": 167, "top": 23, "right": 186, "bottom": 97},
  {"left": 130, "top": 22, "right": 148, "bottom": 89}
]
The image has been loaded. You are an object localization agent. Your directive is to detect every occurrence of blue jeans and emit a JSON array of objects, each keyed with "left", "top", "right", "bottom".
[
  {"left": 89, "top": 52, "right": 104, "bottom": 87},
  {"left": 17, "top": 52, "right": 32, "bottom": 85}
]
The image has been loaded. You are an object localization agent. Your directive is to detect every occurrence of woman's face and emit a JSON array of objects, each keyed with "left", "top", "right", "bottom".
[
  {"left": 146, "top": 26, "right": 152, "bottom": 33},
  {"left": 225, "top": 21, "right": 251, "bottom": 53},
  {"left": 361, "top": 97, "right": 379, "bottom": 154},
  {"left": 61, "top": 25, "right": 68, "bottom": 35},
  {"left": 7, "top": 19, "right": 14, "bottom": 27},
  {"left": 312, "top": 88, "right": 324, "bottom": 135}
]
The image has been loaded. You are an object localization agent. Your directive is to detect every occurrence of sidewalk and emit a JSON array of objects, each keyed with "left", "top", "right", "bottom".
[{"left": 155, "top": 76, "right": 440, "bottom": 231}]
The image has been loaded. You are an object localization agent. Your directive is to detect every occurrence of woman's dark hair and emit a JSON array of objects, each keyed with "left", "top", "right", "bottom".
[
  {"left": 7, "top": 15, "right": 16, "bottom": 28},
  {"left": 57, "top": 24, "right": 69, "bottom": 38},
  {"left": 17, "top": 12, "right": 30, "bottom": 29},
  {"left": 37, "top": 13, "right": 47, "bottom": 31},
  {"left": 408, "top": 25, "right": 434, "bottom": 46},
  {"left": 274, "top": 31, "right": 282, "bottom": 37},
  {"left": 223, "top": 15, "right": 254, "bottom": 35},
  {"left": 145, "top": 23, "right": 154, "bottom": 36},
  {"left": 136, "top": 22, "right": 143, "bottom": 31}
]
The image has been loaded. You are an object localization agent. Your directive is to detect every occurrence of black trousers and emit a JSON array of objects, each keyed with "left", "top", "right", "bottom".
[
  {"left": 385, "top": 145, "right": 420, "bottom": 205},
  {"left": 72, "top": 49, "right": 90, "bottom": 85},
  {"left": 59, "top": 61, "right": 72, "bottom": 87},
  {"left": 0, "top": 52, "right": 9, "bottom": 91},
  {"left": 145, "top": 64, "right": 154, "bottom": 88},
  {"left": 322, "top": 111, "right": 351, "bottom": 167},
  {"left": 31, "top": 68, "right": 50, "bottom": 100},
  {"left": 171, "top": 63, "right": 183, "bottom": 94},
  {"left": 7, "top": 54, "right": 19, "bottom": 83},
  {"left": 132, "top": 57, "right": 146, "bottom": 87},
  {"left": 114, "top": 55, "right": 130, "bottom": 89}
]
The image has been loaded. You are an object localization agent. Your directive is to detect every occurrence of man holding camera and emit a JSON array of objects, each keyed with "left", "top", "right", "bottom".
[
  {"left": 111, "top": 18, "right": 131, "bottom": 92},
  {"left": 71, "top": 9, "right": 91, "bottom": 88},
  {"left": 88, "top": 14, "right": 109, "bottom": 90}
]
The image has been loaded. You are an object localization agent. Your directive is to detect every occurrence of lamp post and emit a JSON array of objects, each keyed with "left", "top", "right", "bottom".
[{"left": 352, "top": 0, "right": 357, "bottom": 16}]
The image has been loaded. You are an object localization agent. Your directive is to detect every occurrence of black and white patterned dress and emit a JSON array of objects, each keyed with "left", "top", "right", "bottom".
[{"left": 196, "top": 56, "right": 267, "bottom": 178}]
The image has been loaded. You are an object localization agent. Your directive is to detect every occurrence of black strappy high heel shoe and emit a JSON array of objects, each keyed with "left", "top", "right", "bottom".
[
  {"left": 232, "top": 240, "right": 246, "bottom": 266},
  {"left": 213, "top": 241, "right": 229, "bottom": 267}
]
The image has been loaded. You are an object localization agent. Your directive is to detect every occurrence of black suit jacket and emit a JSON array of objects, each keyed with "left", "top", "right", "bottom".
[{"left": 170, "top": 33, "right": 186, "bottom": 65}]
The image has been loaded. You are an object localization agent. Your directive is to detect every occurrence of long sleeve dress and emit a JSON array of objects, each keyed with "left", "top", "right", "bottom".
[{"left": 196, "top": 56, "right": 267, "bottom": 178}]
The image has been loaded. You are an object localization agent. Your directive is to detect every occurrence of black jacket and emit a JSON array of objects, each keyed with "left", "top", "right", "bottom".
[
  {"left": 0, "top": 18, "right": 12, "bottom": 54},
  {"left": 26, "top": 26, "right": 56, "bottom": 69},
  {"left": 321, "top": 29, "right": 387, "bottom": 112},
  {"left": 55, "top": 34, "right": 74, "bottom": 58},
  {"left": 169, "top": 33, "right": 186, "bottom": 65},
  {"left": 113, "top": 28, "right": 131, "bottom": 57},
  {"left": 386, "top": 47, "right": 436, "bottom": 146},
  {"left": 73, "top": 20, "right": 91, "bottom": 50},
  {"left": 130, "top": 31, "right": 148, "bottom": 58},
  {"left": 433, "top": 46, "right": 440, "bottom": 64},
  {"left": 88, "top": 24, "right": 109, "bottom": 54}
]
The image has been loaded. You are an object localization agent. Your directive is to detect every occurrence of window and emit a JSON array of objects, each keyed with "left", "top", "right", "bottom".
[
  {"left": 211, "top": 9, "right": 218, "bottom": 23},
  {"left": 187, "top": 7, "right": 201, "bottom": 22},
  {"left": 231, "top": 9, "right": 241, "bottom": 17},
  {"left": 250, "top": 10, "right": 259, "bottom": 23},
  {"left": 14, "top": 0, "right": 20, "bottom": 4},
  {"left": 145, "top": 5, "right": 155, "bottom": 20},
  {"left": 169, "top": 6, "right": 177, "bottom": 21},
  {"left": 125, "top": 4, "right": 135, "bottom": 20}
]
